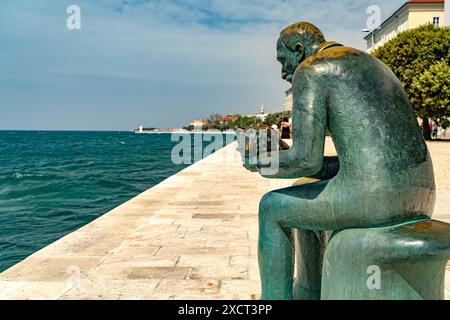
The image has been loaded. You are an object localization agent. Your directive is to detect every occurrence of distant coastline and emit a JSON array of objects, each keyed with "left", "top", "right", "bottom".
[{"left": 132, "top": 128, "right": 236, "bottom": 135}]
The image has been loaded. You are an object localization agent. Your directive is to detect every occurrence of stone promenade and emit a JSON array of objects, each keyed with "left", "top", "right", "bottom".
[{"left": 0, "top": 138, "right": 449, "bottom": 300}]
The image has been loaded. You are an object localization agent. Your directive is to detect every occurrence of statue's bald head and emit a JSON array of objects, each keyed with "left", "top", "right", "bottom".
[
  {"left": 280, "top": 22, "right": 325, "bottom": 50},
  {"left": 277, "top": 22, "right": 326, "bottom": 82}
]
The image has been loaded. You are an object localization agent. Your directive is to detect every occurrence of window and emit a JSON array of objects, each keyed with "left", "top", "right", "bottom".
[{"left": 433, "top": 17, "right": 440, "bottom": 26}]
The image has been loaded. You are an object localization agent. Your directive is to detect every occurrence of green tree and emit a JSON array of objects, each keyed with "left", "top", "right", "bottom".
[
  {"left": 234, "top": 116, "right": 258, "bottom": 129},
  {"left": 411, "top": 60, "right": 450, "bottom": 122},
  {"left": 206, "top": 113, "right": 223, "bottom": 130},
  {"left": 373, "top": 24, "right": 450, "bottom": 139},
  {"left": 263, "top": 111, "right": 291, "bottom": 127}
]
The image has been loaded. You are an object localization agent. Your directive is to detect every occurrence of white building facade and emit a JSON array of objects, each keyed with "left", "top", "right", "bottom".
[{"left": 365, "top": 0, "right": 446, "bottom": 52}]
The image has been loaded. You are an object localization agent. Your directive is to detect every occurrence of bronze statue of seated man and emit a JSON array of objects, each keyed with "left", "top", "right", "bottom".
[{"left": 239, "top": 22, "right": 436, "bottom": 300}]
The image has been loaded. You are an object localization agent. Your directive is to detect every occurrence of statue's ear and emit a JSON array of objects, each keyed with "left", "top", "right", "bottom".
[{"left": 295, "top": 43, "right": 305, "bottom": 63}]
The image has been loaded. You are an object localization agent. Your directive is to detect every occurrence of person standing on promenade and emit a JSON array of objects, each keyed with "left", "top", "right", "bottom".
[
  {"left": 271, "top": 124, "right": 280, "bottom": 135},
  {"left": 442, "top": 122, "right": 447, "bottom": 139},
  {"left": 433, "top": 121, "right": 439, "bottom": 140},
  {"left": 280, "top": 117, "right": 291, "bottom": 139}
]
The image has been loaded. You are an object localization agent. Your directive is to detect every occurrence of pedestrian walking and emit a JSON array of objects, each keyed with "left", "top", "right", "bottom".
[
  {"left": 432, "top": 121, "right": 438, "bottom": 140},
  {"left": 442, "top": 122, "right": 447, "bottom": 139}
]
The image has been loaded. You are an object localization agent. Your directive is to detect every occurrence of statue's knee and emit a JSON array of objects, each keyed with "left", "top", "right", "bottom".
[{"left": 259, "top": 192, "right": 276, "bottom": 223}]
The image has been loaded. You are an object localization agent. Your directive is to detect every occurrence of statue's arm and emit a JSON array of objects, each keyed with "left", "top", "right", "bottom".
[{"left": 260, "top": 69, "right": 329, "bottom": 179}]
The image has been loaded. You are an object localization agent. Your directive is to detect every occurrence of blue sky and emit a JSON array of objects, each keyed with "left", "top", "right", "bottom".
[{"left": 0, "top": 0, "right": 404, "bottom": 130}]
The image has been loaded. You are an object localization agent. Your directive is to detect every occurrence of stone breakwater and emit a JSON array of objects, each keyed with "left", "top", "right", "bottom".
[{"left": 0, "top": 138, "right": 448, "bottom": 300}]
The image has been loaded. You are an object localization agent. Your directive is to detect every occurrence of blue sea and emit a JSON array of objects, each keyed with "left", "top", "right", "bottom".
[{"left": 0, "top": 131, "right": 232, "bottom": 272}]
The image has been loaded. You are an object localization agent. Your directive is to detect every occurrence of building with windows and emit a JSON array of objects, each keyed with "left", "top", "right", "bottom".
[{"left": 364, "top": 0, "right": 446, "bottom": 52}]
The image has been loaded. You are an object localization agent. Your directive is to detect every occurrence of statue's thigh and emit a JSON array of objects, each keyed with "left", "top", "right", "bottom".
[{"left": 260, "top": 180, "right": 339, "bottom": 231}]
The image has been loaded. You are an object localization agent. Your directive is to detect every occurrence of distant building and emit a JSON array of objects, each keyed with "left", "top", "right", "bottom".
[
  {"left": 133, "top": 126, "right": 159, "bottom": 134},
  {"left": 220, "top": 116, "right": 239, "bottom": 123},
  {"left": 252, "top": 104, "right": 269, "bottom": 121},
  {"left": 284, "top": 88, "right": 293, "bottom": 112},
  {"left": 190, "top": 119, "right": 207, "bottom": 131},
  {"left": 364, "top": 0, "right": 446, "bottom": 52}
]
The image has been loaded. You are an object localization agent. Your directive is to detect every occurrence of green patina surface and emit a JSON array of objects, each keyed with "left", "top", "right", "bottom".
[{"left": 240, "top": 22, "right": 450, "bottom": 300}]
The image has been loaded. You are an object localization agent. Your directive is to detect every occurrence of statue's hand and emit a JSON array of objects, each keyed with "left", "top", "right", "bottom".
[{"left": 236, "top": 128, "right": 283, "bottom": 174}]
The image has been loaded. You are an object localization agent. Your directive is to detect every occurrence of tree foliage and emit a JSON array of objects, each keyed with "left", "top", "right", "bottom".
[
  {"left": 373, "top": 24, "right": 450, "bottom": 120},
  {"left": 233, "top": 116, "right": 260, "bottom": 129},
  {"left": 204, "top": 113, "right": 223, "bottom": 130},
  {"left": 263, "top": 111, "right": 291, "bottom": 128},
  {"left": 411, "top": 60, "right": 450, "bottom": 121}
]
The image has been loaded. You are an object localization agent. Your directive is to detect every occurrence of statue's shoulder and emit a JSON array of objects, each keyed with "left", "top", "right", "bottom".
[
  {"left": 316, "top": 46, "right": 367, "bottom": 61},
  {"left": 298, "top": 46, "right": 370, "bottom": 74}
]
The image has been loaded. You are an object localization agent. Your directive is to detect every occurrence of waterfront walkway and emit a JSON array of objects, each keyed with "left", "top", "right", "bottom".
[{"left": 0, "top": 138, "right": 449, "bottom": 299}]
